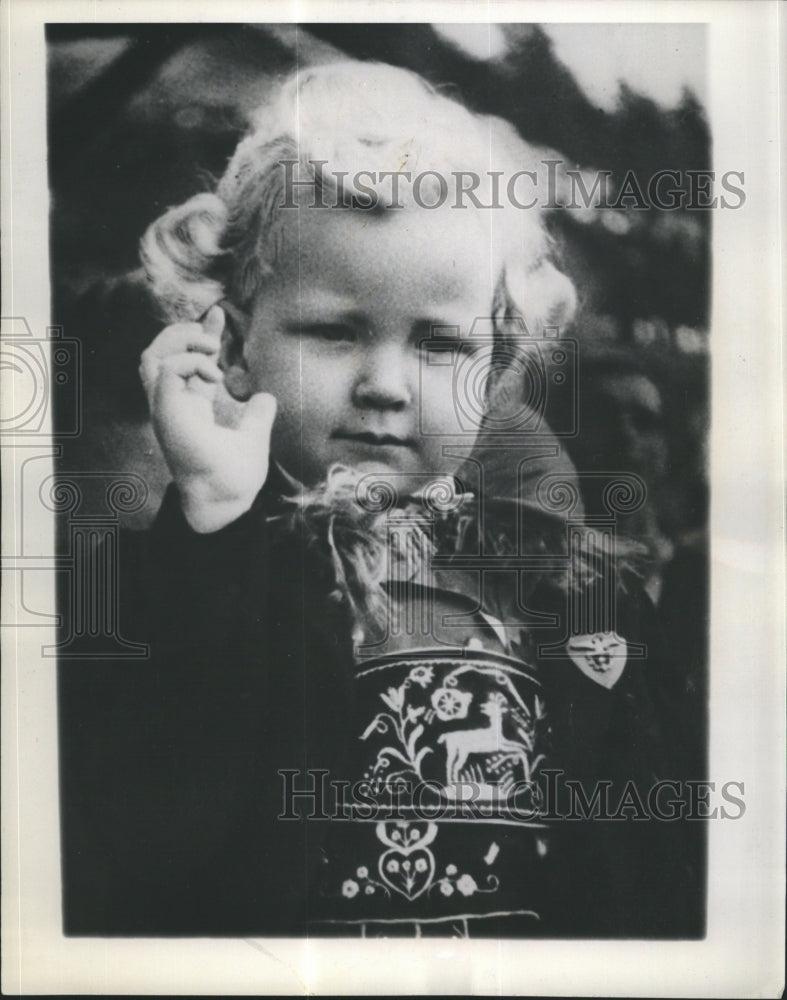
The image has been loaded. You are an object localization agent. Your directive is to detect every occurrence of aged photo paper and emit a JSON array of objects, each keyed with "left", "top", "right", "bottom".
[{"left": 2, "top": 0, "right": 784, "bottom": 994}]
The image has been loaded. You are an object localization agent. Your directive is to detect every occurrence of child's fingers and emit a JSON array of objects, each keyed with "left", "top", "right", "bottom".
[
  {"left": 139, "top": 313, "right": 228, "bottom": 395},
  {"left": 160, "top": 352, "right": 223, "bottom": 382},
  {"left": 141, "top": 344, "right": 222, "bottom": 387},
  {"left": 144, "top": 324, "right": 221, "bottom": 360}
]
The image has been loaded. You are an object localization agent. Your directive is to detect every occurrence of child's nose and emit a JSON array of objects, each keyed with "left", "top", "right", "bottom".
[{"left": 352, "top": 346, "right": 413, "bottom": 410}]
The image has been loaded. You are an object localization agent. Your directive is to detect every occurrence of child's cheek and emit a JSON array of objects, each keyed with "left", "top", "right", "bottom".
[
  {"left": 420, "top": 373, "right": 483, "bottom": 469},
  {"left": 428, "top": 352, "right": 492, "bottom": 440}
]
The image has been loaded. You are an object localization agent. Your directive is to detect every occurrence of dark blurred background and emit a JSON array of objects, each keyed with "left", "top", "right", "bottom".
[{"left": 47, "top": 23, "right": 709, "bottom": 668}]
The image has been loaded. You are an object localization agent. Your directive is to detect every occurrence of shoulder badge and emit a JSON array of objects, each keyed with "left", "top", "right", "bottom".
[{"left": 565, "top": 632, "right": 627, "bottom": 689}]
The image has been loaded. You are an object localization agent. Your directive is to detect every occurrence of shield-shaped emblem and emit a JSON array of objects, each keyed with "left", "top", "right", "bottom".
[{"left": 565, "top": 632, "right": 627, "bottom": 689}]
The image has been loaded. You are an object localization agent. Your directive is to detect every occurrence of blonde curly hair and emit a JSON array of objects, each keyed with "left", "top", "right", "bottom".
[{"left": 140, "top": 60, "right": 576, "bottom": 349}]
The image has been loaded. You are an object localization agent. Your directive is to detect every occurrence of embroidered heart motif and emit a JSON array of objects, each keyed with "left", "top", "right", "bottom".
[
  {"left": 378, "top": 847, "right": 435, "bottom": 900},
  {"left": 566, "top": 632, "right": 627, "bottom": 689}
]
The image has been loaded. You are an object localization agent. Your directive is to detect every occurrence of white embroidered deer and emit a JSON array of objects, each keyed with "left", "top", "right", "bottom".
[{"left": 437, "top": 691, "right": 532, "bottom": 784}]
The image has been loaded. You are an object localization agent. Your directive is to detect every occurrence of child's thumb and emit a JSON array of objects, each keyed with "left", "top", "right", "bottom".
[
  {"left": 202, "top": 303, "right": 226, "bottom": 338},
  {"left": 239, "top": 392, "right": 277, "bottom": 437}
]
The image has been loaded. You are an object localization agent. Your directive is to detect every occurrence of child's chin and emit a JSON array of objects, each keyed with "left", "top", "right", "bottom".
[{"left": 328, "top": 458, "right": 448, "bottom": 494}]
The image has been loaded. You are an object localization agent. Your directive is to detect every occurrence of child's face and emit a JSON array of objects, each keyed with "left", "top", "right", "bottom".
[{"left": 226, "top": 202, "right": 496, "bottom": 489}]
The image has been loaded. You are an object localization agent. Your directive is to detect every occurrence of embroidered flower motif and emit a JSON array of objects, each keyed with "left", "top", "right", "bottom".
[
  {"left": 380, "top": 686, "right": 404, "bottom": 712},
  {"left": 431, "top": 686, "right": 473, "bottom": 721},
  {"left": 363, "top": 686, "right": 432, "bottom": 784},
  {"left": 338, "top": 856, "right": 391, "bottom": 902},
  {"left": 456, "top": 874, "right": 478, "bottom": 897},
  {"left": 342, "top": 879, "right": 359, "bottom": 898},
  {"left": 440, "top": 881, "right": 455, "bottom": 897},
  {"left": 386, "top": 858, "right": 400, "bottom": 874},
  {"left": 408, "top": 665, "right": 435, "bottom": 688},
  {"left": 405, "top": 705, "right": 425, "bottom": 725},
  {"left": 415, "top": 858, "right": 428, "bottom": 873},
  {"left": 445, "top": 864, "right": 458, "bottom": 876}
]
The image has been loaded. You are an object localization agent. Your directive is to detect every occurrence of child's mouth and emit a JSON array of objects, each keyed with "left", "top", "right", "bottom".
[{"left": 333, "top": 431, "right": 416, "bottom": 449}]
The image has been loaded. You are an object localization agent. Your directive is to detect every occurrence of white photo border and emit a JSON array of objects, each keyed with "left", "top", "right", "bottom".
[{"left": 1, "top": 0, "right": 784, "bottom": 995}]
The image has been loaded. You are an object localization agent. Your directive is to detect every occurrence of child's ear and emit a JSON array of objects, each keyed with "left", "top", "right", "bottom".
[{"left": 218, "top": 302, "right": 253, "bottom": 401}]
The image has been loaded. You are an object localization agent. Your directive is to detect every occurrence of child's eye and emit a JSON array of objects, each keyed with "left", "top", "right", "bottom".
[
  {"left": 304, "top": 324, "right": 358, "bottom": 343},
  {"left": 421, "top": 338, "right": 486, "bottom": 358}
]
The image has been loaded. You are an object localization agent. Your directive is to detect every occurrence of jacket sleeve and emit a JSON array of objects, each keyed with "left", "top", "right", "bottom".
[
  {"left": 57, "top": 483, "right": 276, "bottom": 934},
  {"left": 132, "top": 483, "right": 273, "bottom": 652}
]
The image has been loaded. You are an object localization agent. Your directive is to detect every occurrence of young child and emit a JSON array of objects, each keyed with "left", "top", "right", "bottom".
[{"left": 58, "top": 61, "right": 700, "bottom": 938}]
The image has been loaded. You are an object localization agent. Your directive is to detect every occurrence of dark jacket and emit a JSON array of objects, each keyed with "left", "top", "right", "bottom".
[{"left": 58, "top": 471, "right": 704, "bottom": 938}]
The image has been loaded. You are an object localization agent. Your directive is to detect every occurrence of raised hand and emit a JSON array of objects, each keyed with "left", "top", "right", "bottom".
[{"left": 140, "top": 305, "right": 276, "bottom": 532}]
